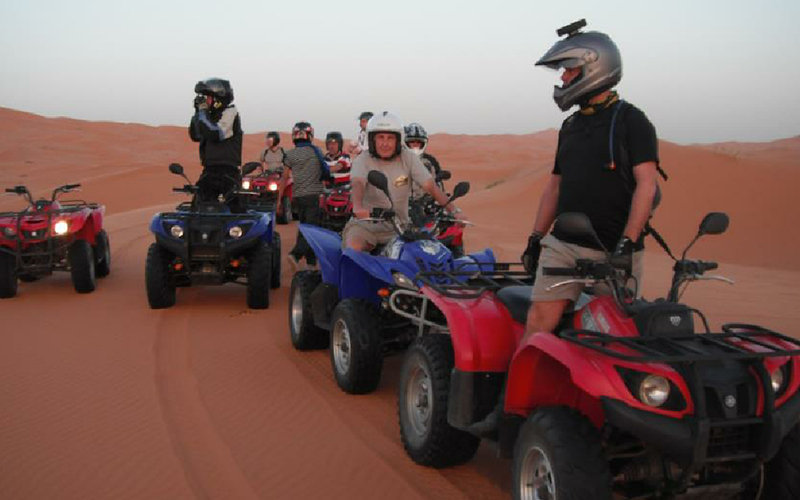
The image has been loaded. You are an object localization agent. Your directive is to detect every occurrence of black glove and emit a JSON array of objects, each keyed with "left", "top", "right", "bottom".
[
  {"left": 194, "top": 94, "right": 208, "bottom": 111},
  {"left": 611, "top": 236, "right": 635, "bottom": 272},
  {"left": 521, "top": 232, "right": 543, "bottom": 274}
]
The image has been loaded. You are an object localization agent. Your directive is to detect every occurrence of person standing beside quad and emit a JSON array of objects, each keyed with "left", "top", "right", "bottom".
[
  {"left": 188, "top": 77, "right": 243, "bottom": 210},
  {"left": 343, "top": 112, "right": 464, "bottom": 252},
  {"left": 521, "top": 20, "right": 661, "bottom": 338},
  {"left": 258, "top": 131, "right": 285, "bottom": 172},
  {"left": 349, "top": 111, "right": 373, "bottom": 157},
  {"left": 278, "top": 121, "right": 326, "bottom": 269}
]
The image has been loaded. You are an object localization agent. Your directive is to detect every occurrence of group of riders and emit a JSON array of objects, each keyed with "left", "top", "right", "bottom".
[{"left": 188, "top": 22, "right": 661, "bottom": 337}]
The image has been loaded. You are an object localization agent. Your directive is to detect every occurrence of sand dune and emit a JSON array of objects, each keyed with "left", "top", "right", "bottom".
[{"left": 1, "top": 107, "right": 798, "bottom": 498}]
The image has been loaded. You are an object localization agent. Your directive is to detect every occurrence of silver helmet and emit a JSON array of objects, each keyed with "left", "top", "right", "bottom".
[
  {"left": 404, "top": 122, "right": 428, "bottom": 156},
  {"left": 536, "top": 21, "right": 622, "bottom": 111},
  {"left": 367, "top": 111, "right": 404, "bottom": 159}
]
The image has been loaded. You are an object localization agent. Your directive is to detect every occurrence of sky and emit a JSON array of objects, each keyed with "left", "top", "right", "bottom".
[{"left": 1, "top": 0, "right": 799, "bottom": 144}]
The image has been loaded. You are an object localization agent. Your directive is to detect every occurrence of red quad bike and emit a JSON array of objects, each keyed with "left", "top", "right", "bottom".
[
  {"left": 241, "top": 166, "right": 294, "bottom": 224},
  {"left": 318, "top": 175, "right": 352, "bottom": 233},
  {"left": 396, "top": 211, "right": 800, "bottom": 499},
  {"left": 0, "top": 184, "right": 110, "bottom": 298},
  {"left": 409, "top": 170, "right": 466, "bottom": 257}
]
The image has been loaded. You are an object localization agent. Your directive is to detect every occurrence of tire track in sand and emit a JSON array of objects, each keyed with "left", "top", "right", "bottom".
[{"left": 153, "top": 309, "right": 259, "bottom": 500}]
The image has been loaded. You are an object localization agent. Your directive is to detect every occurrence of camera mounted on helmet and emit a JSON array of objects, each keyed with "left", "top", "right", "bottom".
[{"left": 536, "top": 20, "right": 622, "bottom": 111}]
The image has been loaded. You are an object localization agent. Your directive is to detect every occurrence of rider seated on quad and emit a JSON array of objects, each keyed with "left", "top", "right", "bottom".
[
  {"left": 189, "top": 77, "right": 244, "bottom": 212},
  {"left": 404, "top": 122, "right": 443, "bottom": 199},
  {"left": 343, "top": 112, "right": 465, "bottom": 252},
  {"left": 324, "top": 131, "right": 352, "bottom": 186},
  {"left": 258, "top": 131, "right": 286, "bottom": 173}
]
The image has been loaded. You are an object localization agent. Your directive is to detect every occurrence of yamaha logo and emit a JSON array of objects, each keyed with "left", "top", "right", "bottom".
[
  {"left": 724, "top": 395, "right": 737, "bottom": 408},
  {"left": 669, "top": 316, "right": 682, "bottom": 327},
  {"left": 419, "top": 240, "right": 442, "bottom": 256}
]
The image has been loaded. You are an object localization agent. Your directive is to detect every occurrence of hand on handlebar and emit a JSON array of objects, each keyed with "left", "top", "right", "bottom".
[
  {"left": 353, "top": 208, "right": 369, "bottom": 220},
  {"left": 611, "top": 236, "right": 634, "bottom": 272}
]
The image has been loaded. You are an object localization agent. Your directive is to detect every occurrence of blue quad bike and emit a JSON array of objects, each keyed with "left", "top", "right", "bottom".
[
  {"left": 288, "top": 170, "right": 496, "bottom": 394},
  {"left": 145, "top": 162, "right": 281, "bottom": 309}
]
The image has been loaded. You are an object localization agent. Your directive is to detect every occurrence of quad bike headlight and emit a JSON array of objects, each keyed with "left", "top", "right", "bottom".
[
  {"left": 770, "top": 366, "right": 789, "bottom": 395},
  {"left": 229, "top": 226, "right": 243, "bottom": 239},
  {"left": 2, "top": 226, "right": 16, "bottom": 237},
  {"left": 639, "top": 375, "right": 671, "bottom": 407},
  {"left": 53, "top": 220, "right": 69, "bottom": 235},
  {"left": 170, "top": 225, "right": 184, "bottom": 238},
  {"left": 268, "top": 182, "right": 278, "bottom": 191},
  {"left": 241, "top": 179, "right": 251, "bottom": 190},
  {"left": 392, "top": 272, "right": 418, "bottom": 290}
]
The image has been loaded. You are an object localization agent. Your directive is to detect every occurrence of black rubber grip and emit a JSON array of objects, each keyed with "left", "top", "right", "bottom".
[
  {"left": 543, "top": 267, "right": 576, "bottom": 276},
  {"left": 701, "top": 261, "right": 718, "bottom": 271}
]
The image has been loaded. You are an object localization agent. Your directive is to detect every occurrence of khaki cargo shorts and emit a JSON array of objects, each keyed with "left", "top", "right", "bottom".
[
  {"left": 531, "top": 234, "right": 644, "bottom": 302},
  {"left": 341, "top": 218, "right": 396, "bottom": 249}
]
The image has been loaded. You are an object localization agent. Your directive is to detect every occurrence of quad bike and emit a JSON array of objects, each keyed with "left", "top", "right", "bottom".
[
  {"left": 318, "top": 181, "right": 352, "bottom": 233},
  {"left": 145, "top": 162, "right": 281, "bottom": 309},
  {"left": 240, "top": 165, "right": 294, "bottom": 224},
  {"left": 0, "top": 183, "right": 110, "bottom": 297},
  {"left": 409, "top": 170, "right": 466, "bottom": 257},
  {"left": 288, "top": 170, "right": 495, "bottom": 395},
  {"left": 396, "top": 211, "right": 800, "bottom": 499}
]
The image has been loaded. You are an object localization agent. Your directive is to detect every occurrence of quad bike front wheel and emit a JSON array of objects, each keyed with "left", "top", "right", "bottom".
[
  {"left": 270, "top": 232, "right": 281, "bottom": 289},
  {"left": 330, "top": 299, "right": 382, "bottom": 394},
  {"left": 512, "top": 406, "right": 611, "bottom": 500},
  {"left": 398, "top": 335, "right": 480, "bottom": 467},
  {"left": 0, "top": 251, "right": 18, "bottom": 298},
  {"left": 94, "top": 229, "right": 111, "bottom": 278},
  {"left": 288, "top": 270, "right": 327, "bottom": 350},
  {"left": 68, "top": 239, "right": 96, "bottom": 293},
  {"left": 761, "top": 422, "right": 800, "bottom": 499},
  {"left": 246, "top": 243, "right": 272, "bottom": 309},
  {"left": 145, "top": 243, "right": 176, "bottom": 309}
]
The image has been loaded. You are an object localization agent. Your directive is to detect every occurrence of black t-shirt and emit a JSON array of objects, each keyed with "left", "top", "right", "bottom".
[{"left": 551, "top": 102, "right": 658, "bottom": 251}]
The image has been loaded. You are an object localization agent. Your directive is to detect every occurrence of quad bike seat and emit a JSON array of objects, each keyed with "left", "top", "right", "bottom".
[
  {"left": 627, "top": 300, "right": 695, "bottom": 338},
  {"left": 496, "top": 286, "right": 533, "bottom": 325}
]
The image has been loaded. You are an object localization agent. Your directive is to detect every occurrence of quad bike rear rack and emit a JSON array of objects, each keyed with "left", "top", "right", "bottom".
[{"left": 414, "top": 262, "right": 534, "bottom": 299}]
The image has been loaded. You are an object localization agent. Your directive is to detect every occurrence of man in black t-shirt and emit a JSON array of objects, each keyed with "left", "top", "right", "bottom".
[{"left": 521, "top": 23, "right": 660, "bottom": 337}]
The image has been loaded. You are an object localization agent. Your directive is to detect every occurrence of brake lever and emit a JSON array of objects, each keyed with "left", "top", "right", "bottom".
[
  {"left": 690, "top": 274, "right": 735, "bottom": 285},
  {"left": 546, "top": 278, "right": 595, "bottom": 291}
]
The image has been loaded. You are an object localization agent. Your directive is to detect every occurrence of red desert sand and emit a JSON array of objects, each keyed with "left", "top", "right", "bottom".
[{"left": 1, "top": 106, "right": 799, "bottom": 498}]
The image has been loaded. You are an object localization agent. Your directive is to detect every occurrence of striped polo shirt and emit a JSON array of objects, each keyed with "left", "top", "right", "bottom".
[{"left": 284, "top": 145, "right": 323, "bottom": 197}]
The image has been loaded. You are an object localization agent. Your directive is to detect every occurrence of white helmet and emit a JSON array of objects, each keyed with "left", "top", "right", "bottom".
[{"left": 367, "top": 111, "right": 404, "bottom": 159}]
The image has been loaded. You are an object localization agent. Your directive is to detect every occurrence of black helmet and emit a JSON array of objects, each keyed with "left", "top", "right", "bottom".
[
  {"left": 325, "top": 131, "right": 343, "bottom": 151},
  {"left": 292, "top": 121, "right": 314, "bottom": 144},
  {"left": 358, "top": 111, "right": 374, "bottom": 121},
  {"left": 194, "top": 78, "right": 234, "bottom": 107},
  {"left": 266, "top": 131, "right": 280, "bottom": 146},
  {"left": 535, "top": 20, "right": 622, "bottom": 111}
]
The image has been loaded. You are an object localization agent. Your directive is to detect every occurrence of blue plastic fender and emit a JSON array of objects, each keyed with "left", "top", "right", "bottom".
[
  {"left": 339, "top": 249, "right": 419, "bottom": 302},
  {"left": 298, "top": 223, "right": 343, "bottom": 284}
]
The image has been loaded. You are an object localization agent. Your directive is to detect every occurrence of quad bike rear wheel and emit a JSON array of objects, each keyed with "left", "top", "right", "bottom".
[
  {"left": 288, "top": 270, "right": 327, "bottom": 350},
  {"left": 94, "top": 229, "right": 111, "bottom": 278},
  {"left": 246, "top": 243, "right": 272, "bottom": 309},
  {"left": 398, "top": 335, "right": 480, "bottom": 467},
  {"left": 330, "top": 299, "right": 382, "bottom": 394},
  {"left": 68, "top": 239, "right": 96, "bottom": 293},
  {"left": 0, "top": 252, "right": 18, "bottom": 298},
  {"left": 762, "top": 422, "right": 800, "bottom": 499},
  {"left": 270, "top": 232, "right": 281, "bottom": 289},
  {"left": 512, "top": 406, "right": 611, "bottom": 500},
  {"left": 145, "top": 243, "right": 176, "bottom": 309}
]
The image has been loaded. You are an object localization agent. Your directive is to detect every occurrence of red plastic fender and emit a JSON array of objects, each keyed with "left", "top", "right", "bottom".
[{"left": 420, "top": 287, "right": 521, "bottom": 372}]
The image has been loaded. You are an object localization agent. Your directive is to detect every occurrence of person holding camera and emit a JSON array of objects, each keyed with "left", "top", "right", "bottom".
[{"left": 188, "top": 77, "right": 243, "bottom": 209}]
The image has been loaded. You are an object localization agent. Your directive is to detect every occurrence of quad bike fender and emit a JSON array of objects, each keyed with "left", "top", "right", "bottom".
[
  {"left": 420, "top": 286, "right": 520, "bottom": 372},
  {"left": 299, "top": 223, "right": 342, "bottom": 283},
  {"left": 505, "top": 333, "right": 628, "bottom": 427},
  {"left": 340, "top": 249, "right": 419, "bottom": 301},
  {"left": 72, "top": 208, "right": 98, "bottom": 245}
]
